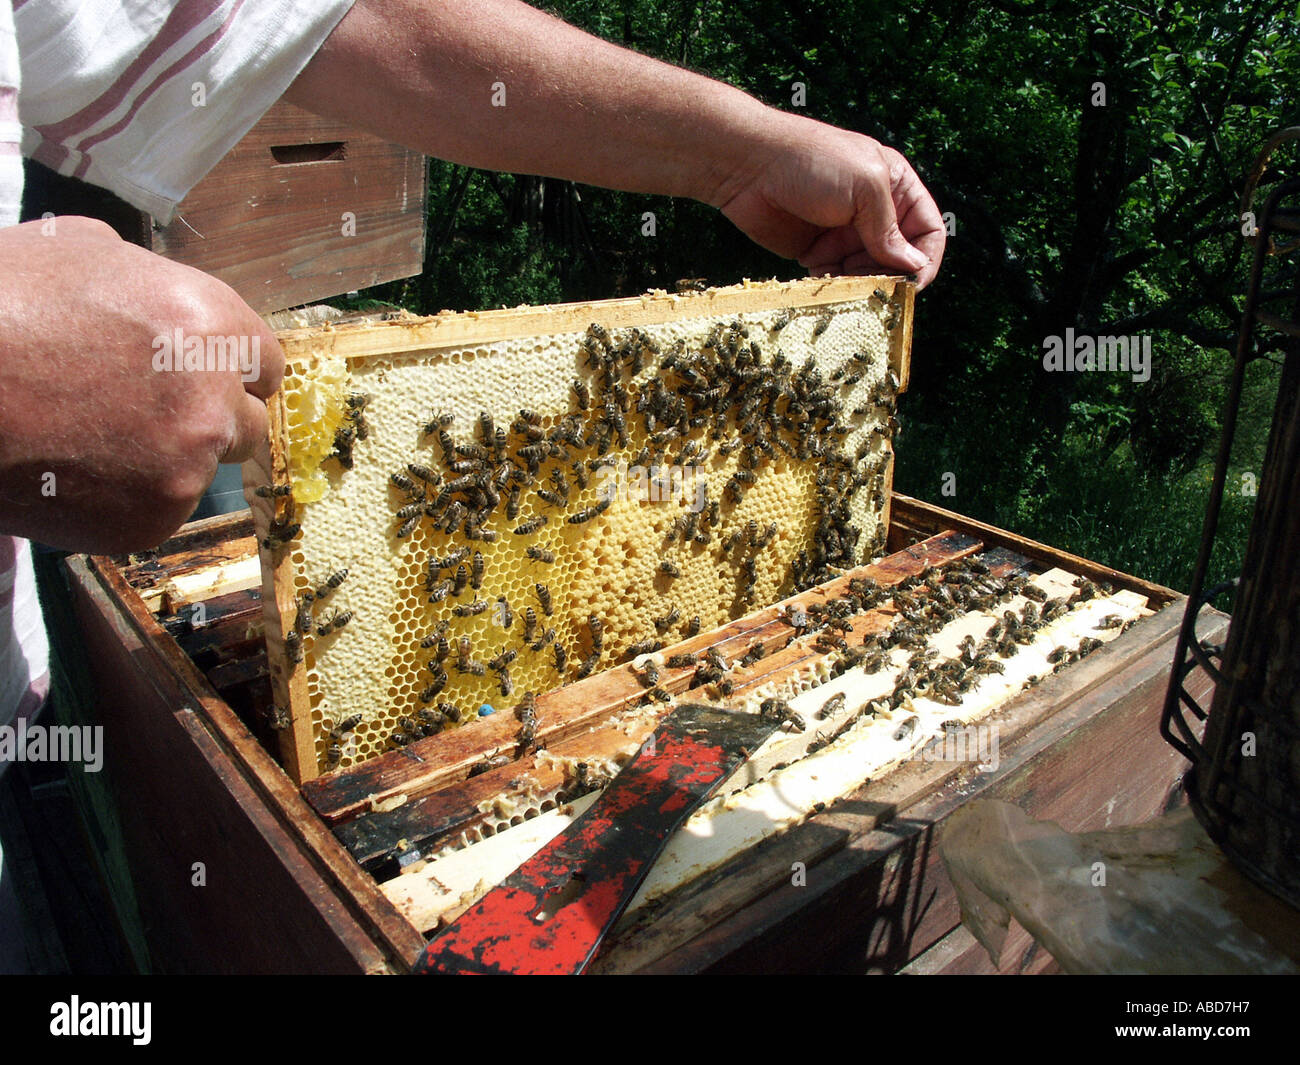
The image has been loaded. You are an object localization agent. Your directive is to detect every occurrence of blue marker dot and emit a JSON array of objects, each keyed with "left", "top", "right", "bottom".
[{"left": 478, "top": 704, "right": 495, "bottom": 717}]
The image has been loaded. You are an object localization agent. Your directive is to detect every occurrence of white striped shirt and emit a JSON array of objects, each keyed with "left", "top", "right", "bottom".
[
  {"left": 15, "top": 0, "right": 356, "bottom": 222},
  {"left": 1, "top": 0, "right": 356, "bottom": 730}
]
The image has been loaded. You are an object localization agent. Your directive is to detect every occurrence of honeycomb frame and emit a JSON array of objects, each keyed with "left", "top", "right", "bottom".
[{"left": 244, "top": 277, "right": 914, "bottom": 783}]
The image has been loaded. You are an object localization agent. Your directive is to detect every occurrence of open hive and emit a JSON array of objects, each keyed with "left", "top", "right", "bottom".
[{"left": 247, "top": 277, "right": 915, "bottom": 782}]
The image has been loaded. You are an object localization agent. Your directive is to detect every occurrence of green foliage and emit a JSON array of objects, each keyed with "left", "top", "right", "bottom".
[{"left": 348, "top": 0, "right": 1298, "bottom": 590}]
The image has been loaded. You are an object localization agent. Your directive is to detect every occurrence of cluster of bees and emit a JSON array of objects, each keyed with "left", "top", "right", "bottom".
[
  {"left": 611, "top": 556, "right": 1116, "bottom": 757},
  {"left": 255, "top": 481, "right": 301, "bottom": 551},
  {"left": 362, "top": 313, "right": 897, "bottom": 755},
  {"left": 450, "top": 556, "right": 1122, "bottom": 787},
  {"left": 799, "top": 563, "right": 1113, "bottom": 751},
  {"left": 283, "top": 568, "right": 351, "bottom": 666},
  {"left": 329, "top": 392, "right": 371, "bottom": 470}
]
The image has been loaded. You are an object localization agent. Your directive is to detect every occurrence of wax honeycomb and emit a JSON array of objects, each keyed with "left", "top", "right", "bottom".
[{"left": 270, "top": 282, "right": 906, "bottom": 774}]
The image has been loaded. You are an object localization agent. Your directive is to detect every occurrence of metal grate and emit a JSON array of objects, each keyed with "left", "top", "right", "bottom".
[{"left": 1161, "top": 128, "right": 1300, "bottom": 909}]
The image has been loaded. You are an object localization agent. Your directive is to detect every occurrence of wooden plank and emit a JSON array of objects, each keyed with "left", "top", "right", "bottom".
[
  {"left": 302, "top": 529, "right": 979, "bottom": 824},
  {"left": 590, "top": 604, "right": 1224, "bottom": 973},
  {"left": 150, "top": 101, "right": 426, "bottom": 314},
  {"left": 165, "top": 589, "right": 264, "bottom": 658},
  {"left": 274, "top": 275, "right": 914, "bottom": 365},
  {"left": 243, "top": 393, "right": 317, "bottom": 783},
  {"left": 897, "top": 922, "right": 1060, "bottom": 975},
  {"left": 67, "top": 554, "right": 428, "bottom": 971},
  {"left": 115, "top": 512, "right": 257, "bottom": 610},
  {"left": 889, "top": 494, "right": 1180, "bottom": 606}
]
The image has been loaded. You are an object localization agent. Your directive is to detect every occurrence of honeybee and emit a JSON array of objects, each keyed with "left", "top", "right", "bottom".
[
  {"left": 526, "top": 546, "right": 556, "bottom": 563},
  {"left": 330, "top": 713, "right": 363, "bottom": 740},
  {"left": 488, "top": 648, "right": 517, "bottom": 672},
  {"left": 497, "top": 597, "right": 513, "bottom": 630},
  {"left": 398, "top": 513, "right": 421, "bottom": 537},
  {"left": 554, "top": 642, "right": 568, "bottom": 674},
  {"left": 421, "top": 674, "right": 447, "bottom": 702},
  {"left": 424, "top": 411, "right": 455, "bottom": 436},
  {"left": 760, "top": 698, "right": 805, "bottom": 732},
  {"left": 285, "top": 629, "right": 304, "bottom": 664},
  {"left": 567, "top": 497, "right": 612, "bottom": 524},
  {"left": 428, "top": 579, "right": 453, "bottom": 603},
  {"left": 652, "top": 606, "right": 682, "bottom": 635},
  {"left": 316, "top": 609, "right": 352, "bottom": 636},
  {"left": 535, "top": 583, "right": 553, "bottom": 616},
  {"left": 468, "top": 753, "right": 512, "bottom": 778},
  {"left": 330, "top": 424, "right": 357, "bottom": 469},
  {"left": 315, "top": 569, "right": 348, "bottom": 599},
  {"left": 294, "top": 598, "right": 314, "bottom": 637},
  {"left": 514, "top": 516, "right": 548, "bottom": 536},
  {"left": 471, "top": 551, "right": 485, "bottom": 590},
  {"left": 408, "top": 463, "right": 442, "bottom": 486},
  {"left": 453, "top": 599, "right": 488, "bottom": 618},
  {"left": 254, "top": 484, "right": 293, "bottom": 499},
  {"left": 576, "top": 652, "right": 601, "bottom": 679},
  {"left": 452, "top": 565, "right": 470, "bottom": 597},
  {"left": 817, "top": 692, "right": 846, "bottom": 720},
  {"left": 659, "top": 561, "right": 682, "bottom": 579},
  {"left": 261, "top": 522, "right": 301, "bottom": 551}
]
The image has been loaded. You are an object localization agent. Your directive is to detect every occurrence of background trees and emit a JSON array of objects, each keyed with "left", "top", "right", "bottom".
[{"left": 357, "top": 0, "right": 1299, "bottom": 594}]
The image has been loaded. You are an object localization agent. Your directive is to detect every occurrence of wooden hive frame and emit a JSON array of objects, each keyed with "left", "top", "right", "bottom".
[{"left": 245, "top": 277, "right": 915, "bottom": 783}]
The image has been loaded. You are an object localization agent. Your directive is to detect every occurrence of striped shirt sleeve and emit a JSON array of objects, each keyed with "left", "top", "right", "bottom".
[
  {"left": 14, "top": 0, "right": 357, "bottom": 223},
  {"left": 0, "top": 0, "right": 21, "bottom": 228},
  {"left": 0, "top": 2, "right": 49, "bottom": 732}
]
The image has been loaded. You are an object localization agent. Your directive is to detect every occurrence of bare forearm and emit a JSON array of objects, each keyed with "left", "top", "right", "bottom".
[
  {"left": 287, "top": 0, "right": 947, "bottom": 284},
  {"left": 286, "top": 0, "right": 782, "bottom": 205}
]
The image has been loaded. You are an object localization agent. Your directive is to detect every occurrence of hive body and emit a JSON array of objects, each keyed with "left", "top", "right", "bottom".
[{"left": 251, "top": 278, "right": 913, "bottom": 780}]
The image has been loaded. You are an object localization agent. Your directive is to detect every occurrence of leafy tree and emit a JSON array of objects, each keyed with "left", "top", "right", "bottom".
[{"left": 355, "top": 0, "right": 1299, "bottom": 592}]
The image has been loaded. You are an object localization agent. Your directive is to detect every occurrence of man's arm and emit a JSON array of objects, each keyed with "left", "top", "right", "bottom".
[
  {"left": 285, "top": 0, "right": 945, "bottom": 287},
  {"left": 0, "top": 218, "right": 284, "bottom": 553}
]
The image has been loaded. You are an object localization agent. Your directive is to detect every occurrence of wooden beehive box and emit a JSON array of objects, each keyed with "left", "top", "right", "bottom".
[
  {"left": 23, "top": 100, "right": 426, "bottom": 313},
  {"left": 59, "top": 280, "right": 1225, "bottom": 973}
]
